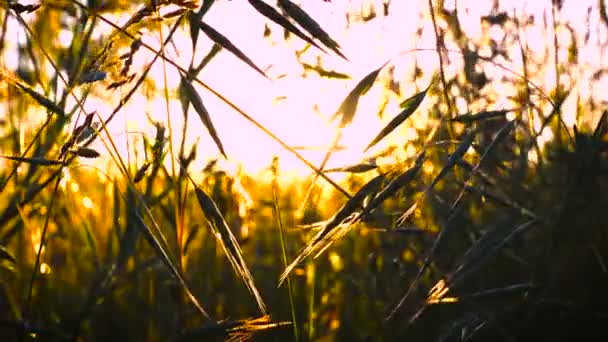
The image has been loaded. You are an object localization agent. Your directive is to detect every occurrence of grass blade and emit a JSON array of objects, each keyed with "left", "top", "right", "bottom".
[
  {"left": 180, "top": 74, "right": 227, "bottom": 158},
  {"left": 72, "top": 147, "right": 101, "bottom": 159},
  {"left": 397, "top": 131, "right": 476, "bottom": 225},
  {"left": 0, "top": 155, "right": 64, "bottom": 166},
  {"left": 277, "top": 0, "right": 348, "bottom": 60},
  {"left": 279, "top": 174, "right": 385, "bottom": 285},
  {"left": 197, "top": 19, "right": 267, "bottom": 78},
  {"left": 450, "top": 109, "right": 513, "bottom": 124},
  {"left": 131, "top": 209, "right": 210, "bottom": 318},
  {"left": 247, "top": 0, "right": 327, "bottom": 54},
  {"left": 446, "top": 219, "right": 537, "bottom": 292},
  {"left": 324, "top": 160, "right": 377, "bottom": 173},
  {"left": 359, "top": 152, "right": 425, "bottom": 219},
  {"left": 0, "top": 245, "right": 16, "bottom": 264},
  {"left": 332, "top": 61, "right": 389, "bottom": 128},
  {"left": 364, "top": 81, "right": 433, "bottom": 152},
  {"left": 0, "top": 68, "right": 66, "bottom": 116},
  {"left": 194, "top": 186, "right": 267, "bottom": 315},
  {"left": 270, "top": 158, "right": 299, "bottom": 341}
]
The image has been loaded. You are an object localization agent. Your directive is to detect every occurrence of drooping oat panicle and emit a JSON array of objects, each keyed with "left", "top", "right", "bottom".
[
  {"left": 277, "top": 0, "right": 348, "bottom": 60},
  {"left": 397, "top": 130, "right": 477, "bottom": 225},
  {"left": 247, "top": 0, "right": 327, "bottom": 54},
  {"left": 357, "top": 152, "right": 426, "bottom": 220},
  {"left": 409, "top": 220, "right": 538, "bottom": 326},
  {"left": 194, "top": 186, "right": 267, "bottom": 314},
  {"left": 302, "top": 62, "right": 351, "bottom": 79},
  {"left": 72, "top": 147, "right": 101, "bottom": 159},
  {"left": 387, "top": 206, "right": 463, "bottom": 321},
  {"left": 450, "top": 120, "right": 515, "bottom": 209},
  {"left": 279, "top": 174, "right": 385, "bottom": 285},
  {"left": 177, "top": 315, "right": 291, "bottom": 341},
  {"left": 444, "top": 219, "right": 537, "bottom": 294}
]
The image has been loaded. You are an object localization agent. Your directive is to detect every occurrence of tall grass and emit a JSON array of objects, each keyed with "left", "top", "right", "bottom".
[{"left": 0, "top": 1, "right": 607, "bottom": 341}]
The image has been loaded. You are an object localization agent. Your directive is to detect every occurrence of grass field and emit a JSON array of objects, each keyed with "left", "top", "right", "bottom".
[{"left": 1, "top": 1, "right": 608, "bottom": 341}]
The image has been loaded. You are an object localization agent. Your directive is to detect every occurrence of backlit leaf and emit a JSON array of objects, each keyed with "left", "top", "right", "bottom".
[
  {"left": 332, "top": 61, "right": 389, "bottom": 128},
  {"left": 278, "top": 0, "right": 348, "bottom": 60},
  {"left": 280, "top": 174, "right": 385, "bottom": 285},
  {"left": 364, "top": 81, "right": 433, "bottom": 152},
  {"left": 194, "top": 186, "right": 267, "bottom": 314},
  {"left": 197, "top": 19, "right": 267, "bottom": 78},
  {"left": 0, "top": 245, "right": 16, "bottom": 264},
  {"left": 180, "top": 74, "right": 227, "bottom": 158},
  {"left": 0, "top": 155, "right": 64, "bottom": 166},
  {"left": 247, "top": 0, "right": 327, "bottom": 54}
]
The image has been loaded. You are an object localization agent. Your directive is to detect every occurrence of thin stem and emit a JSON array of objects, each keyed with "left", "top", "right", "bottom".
[{"left": 427, "top": 0, "right": 454, "bottom": 120}]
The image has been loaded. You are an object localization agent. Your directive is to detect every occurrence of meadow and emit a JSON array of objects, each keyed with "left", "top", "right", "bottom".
[{"left": 0, "top": 0, "right": 607, "bottom": 341}]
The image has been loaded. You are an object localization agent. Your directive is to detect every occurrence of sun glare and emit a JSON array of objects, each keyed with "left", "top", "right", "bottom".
[{"left": 6, "top": 0, "right": 606, "bottom": 181}]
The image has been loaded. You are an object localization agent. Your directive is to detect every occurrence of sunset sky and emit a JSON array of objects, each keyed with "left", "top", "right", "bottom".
[{"left": 4, "top": 0, "right": 608, "bottom": 178}]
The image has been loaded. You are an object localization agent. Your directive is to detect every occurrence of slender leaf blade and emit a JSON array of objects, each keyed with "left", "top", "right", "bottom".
[
  {"left": 332, "top": 61, "right": 389, "bottom": 128},
  {"left": 194, "top": 186, "right": 267, "bottom": 314},
  {"left": 364, "top": 83, "right": 432, "bottom": 152},
  {"left": 278, "top": 0, "right": 348, "bottom": 60},
  {"left": 180, "top": 74, "right": 227, "bottom": 158},
  {"left": 197, "top": 19, "right": 267, "bottom": 78},
  {"left": 279, "top": 174, "right": 385, "bottom": 285},
  {"left": 247, "top": 0, "right": 327, "bottom": 54}
]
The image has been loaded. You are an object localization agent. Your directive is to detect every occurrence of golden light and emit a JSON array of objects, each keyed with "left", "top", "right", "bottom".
[
  {"left": 7, "top": 0, "right": 607, "bottom": 181},
  {"left": 328, "top": 251, "right": 344, "bottom": 272},
  {"left": 39, "top": 263, "right": 51, "bottom": 275},
  {"left": 82, "top": 196, "right": 95, "bottom": 210}
]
